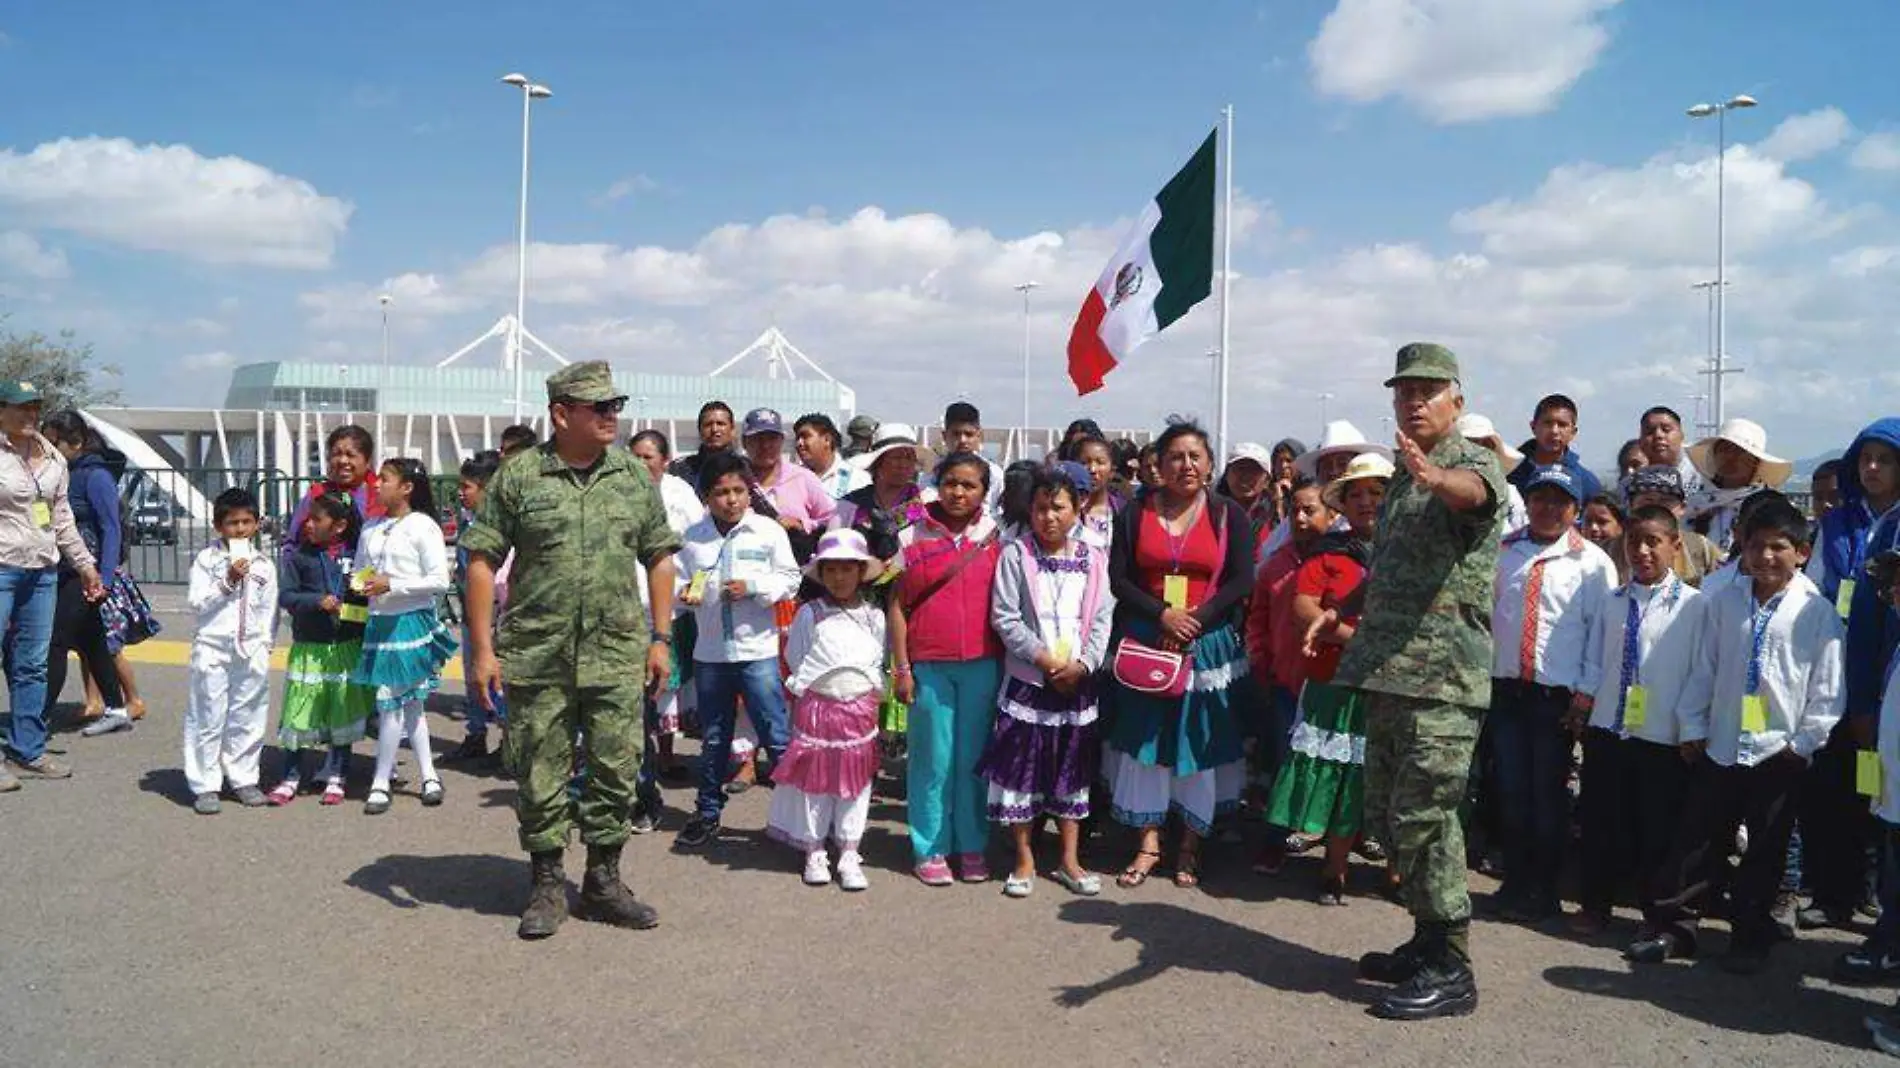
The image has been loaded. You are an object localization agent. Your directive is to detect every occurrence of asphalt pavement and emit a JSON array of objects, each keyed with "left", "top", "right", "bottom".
[{"left": 1, "top": 651, "right": 1893, "bottom": 1067}]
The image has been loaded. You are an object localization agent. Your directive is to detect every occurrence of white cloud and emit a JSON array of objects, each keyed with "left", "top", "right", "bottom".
[
  {"left": 1756, "top": 108, "right": 1852, "bottom": 163},
  {"left": 1831, "top": 245, "right": 1900, "bottom": 278},
  {"left": 1308, "top": 0, "right": 1620, "bottom": 123},
  {"left": 299, "top": 272, "right": 477, "bottom": 332},
  {"left": 593, "top": 174, "right": 659, "bottom": 205},
  {"left": 0, "top": 137, "right": 351, "bottom": 269},
  {"left": 1852, "top": 132, "right": 1900, "bottom": 173},
  {"left": 0, "top": 230, "right": 69, "bottom": 280},
  {"left": 179, "top": 351, "right": 237, "bottom": 371}
]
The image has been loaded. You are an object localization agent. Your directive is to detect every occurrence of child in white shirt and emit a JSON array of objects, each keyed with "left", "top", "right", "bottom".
[
  {"left": 1487, "top": 466, "right": 1616, "bottom": 921},
  {"left": 1571, "top": 505, "right": 1705, "bottom": 934},
  {"left": 1630, "top": 494, "right": 1843, "bottom": 973},
  {"left": 184, "top": 488, "right": 279, "bottom": 815},
  {"left": 1859, "top": 551, "right": 1900, "bottom": 1050},
  {"left": 673, "top": 452, "right": 801, "bottom": 848},
  {"left": 766, "top": 529, "right": 888, "bottom": 890}
]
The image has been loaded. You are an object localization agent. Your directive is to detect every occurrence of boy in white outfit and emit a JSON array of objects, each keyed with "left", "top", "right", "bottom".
[{"left": 184, "top": 488, "right": 279, "bottom": 814}]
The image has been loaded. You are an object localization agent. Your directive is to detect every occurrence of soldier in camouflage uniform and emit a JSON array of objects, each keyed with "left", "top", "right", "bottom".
[
  {"left": 1330, "top": 342, "right": 1506, "bottom": 1020},
  {"left": 462, "top": 361, "right": 682, "bottom": 940}
]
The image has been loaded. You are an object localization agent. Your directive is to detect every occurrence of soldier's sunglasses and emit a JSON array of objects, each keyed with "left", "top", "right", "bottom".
[{"left": 565, "top": 397, "right": 627, "bottom": 417}]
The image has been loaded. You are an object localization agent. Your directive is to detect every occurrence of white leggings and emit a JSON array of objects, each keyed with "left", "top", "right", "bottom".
[{"left": 370, "top": 701, "right": 437, "bottom": 792}]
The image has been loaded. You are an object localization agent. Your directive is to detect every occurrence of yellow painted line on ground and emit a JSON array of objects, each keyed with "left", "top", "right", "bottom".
[{"left": 121, "top": 640, "right": 467, "bottom": 682}]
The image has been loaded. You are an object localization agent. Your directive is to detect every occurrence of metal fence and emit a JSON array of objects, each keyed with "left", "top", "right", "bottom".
[{"left": 123, "top": 467, "right": 463, "bottom": 585}]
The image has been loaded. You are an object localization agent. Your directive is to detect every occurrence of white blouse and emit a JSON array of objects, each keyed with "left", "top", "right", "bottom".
[
  {"left": 785, "top": 599, "right": 887, "bottom": 700},
  {"left": 359, "top": 512, "right": 452, "bottom": 617}
]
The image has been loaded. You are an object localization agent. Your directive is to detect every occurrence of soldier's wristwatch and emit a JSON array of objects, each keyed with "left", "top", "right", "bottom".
[{"left": 652, "top": 632, "right": 674, "bottom": 646}]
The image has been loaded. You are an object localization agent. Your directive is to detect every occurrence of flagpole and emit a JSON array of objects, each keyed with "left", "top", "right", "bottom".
[{"left": 1216, "top": 104, "right": 1234, "bottom": 460}]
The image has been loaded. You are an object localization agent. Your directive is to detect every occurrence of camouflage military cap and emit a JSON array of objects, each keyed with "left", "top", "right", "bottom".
[
  {"left": 545, "top": 361, "right": 626, "bottom": 404},
  {"left": 1384, "top": 342, "right": 1462, "bottom": 387}
]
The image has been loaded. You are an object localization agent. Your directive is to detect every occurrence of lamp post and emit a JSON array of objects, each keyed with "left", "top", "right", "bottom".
[
  {"left": 502, "top": 72, "right": 553, "bottom": 422},
  {"left": 378, "top": 293, "right": 392, "bottom": 409},
  {"left": 1013, "top": 281, "right": 1039, "bottom": 453},
  {"left": 1317, "top": 391, "right": 1335, "bottom": 435},
  {"left": 1686, "top": 94, "right": 1757, "bottom": 429}
]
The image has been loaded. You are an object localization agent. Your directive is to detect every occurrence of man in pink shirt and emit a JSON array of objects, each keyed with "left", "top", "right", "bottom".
[{"left": 742, "top": 407, "right": 836, "bottom": 563}]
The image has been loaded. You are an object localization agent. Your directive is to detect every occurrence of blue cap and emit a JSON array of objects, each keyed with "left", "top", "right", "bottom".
[
  {"left": 1050, "top": 460, "right": 1094, "bottom": 494},
  {"left": 742, "top": 407, "right": 785, "bottom": 438},
  {"left": 1523, "top": 464, "right": 1583, "bottom": 505}
]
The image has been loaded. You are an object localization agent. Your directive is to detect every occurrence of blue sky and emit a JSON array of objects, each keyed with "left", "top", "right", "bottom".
[{"left": 1, "top": 0, "right": 1897, "bottom": 463}]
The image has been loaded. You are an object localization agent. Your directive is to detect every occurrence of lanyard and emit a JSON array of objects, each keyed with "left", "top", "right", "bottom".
[
  {"left": 1158, "top": 497, "right": 1204, "bottom": 574},
  {"left": 11, "top": 446, "right": 46, "bottom": 500},
  {"left": 1613, "top": 577, "right": 1679, "bottom": 729},
  {"left": 1746, "top": 590, "right": 1786, "bottom": 696},
  {"left": 714, "top": 522, "right": 744, "bottom": 640},
  {"left": 1034, "top": 545, "right": 1081, "bottom": 646}
]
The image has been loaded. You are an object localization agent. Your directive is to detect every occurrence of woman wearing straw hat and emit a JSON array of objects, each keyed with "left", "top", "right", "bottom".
[{"left": 1685, "top": 418, "right": 1794, "bottom": 550}]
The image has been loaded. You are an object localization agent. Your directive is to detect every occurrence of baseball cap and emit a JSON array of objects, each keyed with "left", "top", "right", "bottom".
[
  {"left": 1227, "top": 442, "right": 1272, "bottom": 471},
  {"left": 0, "top": 380, "right": 43, "bottom": 406},
  {"left": 1625, "top": 464, "right": 1686, "bottom": 503},
  {"left": 1523, "top": 465, "right": 1583, "bottom": 505},
  {"left": 742, "top": 407, "right": 785, "bottom": 438}
]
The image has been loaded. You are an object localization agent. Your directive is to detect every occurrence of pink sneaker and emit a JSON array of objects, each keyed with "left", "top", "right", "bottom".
[
  {"left": 955, "top": 853, "right": 990, "bottom": 883},
  {"left": 914, "top": 856, "right": 954, "bottom": 886}
]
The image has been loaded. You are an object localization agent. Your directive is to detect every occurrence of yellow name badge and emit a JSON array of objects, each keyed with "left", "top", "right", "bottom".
[
  {"left": 338, "top": 603, "right": 369, "bottom": 624},
  {"left": 1162, "top": 574, "right": 1189, "bottom": 610},
  {"left": 1622, "top": 685, "right": 1648, "bottom": 730},
  {"left": 1741, "top": 694, "right": 1770, "bottom": 734},
  {"left": 1837, "top": 578, "right": 1858, "bottom": 620},
  {"left": 350, "top": 567, "right": 375, "bottom": 593},
  {"left": 1051, "top": 637, "right": 1074, "bottom": 663},
  {"left": 686, "top": 570, "right": 710, "bottom": 602},
  {"left": 1858, "top": 750, "right": 1883, "bottom": 799},
  {"left": 30, "top": 500, "right": 50, "bottom": 529}
]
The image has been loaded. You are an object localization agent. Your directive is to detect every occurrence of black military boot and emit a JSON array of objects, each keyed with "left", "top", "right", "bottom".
[
  {"left": 1371, "top": 923, "right": 1478, "bottom": 1021},
  {"left": 1358, "top": 929, "right": 1425, "bottom": 984},
  {"left": 579, "top": 844, "right": 660, "bottom": 930},
  {"left": 517, "top": 850, "right": 567, "bottom": 941}
]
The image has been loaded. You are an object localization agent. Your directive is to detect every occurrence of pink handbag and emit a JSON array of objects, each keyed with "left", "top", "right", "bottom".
[{"left": 1112, "top": 637, "right": 1192, "bottom": 698}]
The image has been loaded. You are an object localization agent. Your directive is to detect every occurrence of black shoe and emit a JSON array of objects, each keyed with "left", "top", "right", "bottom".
[
  {"left": 630, "top": 799, "right": 661, "bottom": 835},
  {"left": 1837, "top": 944, "right": 1900, "bottom": 985},
  {"left": 441, "top": 734, "right": 489, "bottom": 763},
  {"left": 578, "top": 845, "right": 660, "bottom": 930},
  {"left": 1624, "top": 931, "right": 1684, "bottom": 965},
  {"left": 517, "top": 850, "right": 567, "bottom": 941},
  {"left": 1771, "top": 893, "right": 1798, "bottom": 941},
  {"left": 1369, "top": 963, "right": 1478, "bottom": 1021},
  {"left": 1719, "top": 944, "right": 1770, "bottom": 976},
  {"left": 1797, "top": 903, "right": 1855, "bottom": 931},
  {"left": 676, "top": 817, "right": 718, "bottom": 849},
  {"left": 1359, "top": 939, "right": 1425, "bottom": 984}
]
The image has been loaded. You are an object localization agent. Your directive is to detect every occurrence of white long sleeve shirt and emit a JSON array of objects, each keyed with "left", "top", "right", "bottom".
[
  {"left": 1491, "top": 528, "right": 1618, "bottom": 693},
  {"left": 188, "top": 542, "right": 279, "bottom": 656},
  {"left": 785, "top": 599, "right": 887, "bottom": 700},
  {"left": 637, "top": 473, "right": 706, "bottom": 618},
  {"left": 675, "top": 511, "right": 801, "bottom": 664},
  {"left": 358, "top": 512, "right": 453, "bottom": 617},
  {"left": 1874, "top": 657, "right": 1900, "bottom": 823},
  {"left": 1681, "top": 578, "right": 1844, "bottom": 767},
  {"left": 1586, "top": 572, "right": 1705, "bottom": 746}
]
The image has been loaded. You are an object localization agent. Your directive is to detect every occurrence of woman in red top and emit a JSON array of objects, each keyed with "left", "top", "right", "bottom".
[
  {"left": 1104, "top": 423, "right": 1256, "bottom": 889},
  {"left": 1263, "top": 452, "right": 1393, "bottom": 903},
  {"left": 282, "top": 425, "right": 385, "bottom": 564}
]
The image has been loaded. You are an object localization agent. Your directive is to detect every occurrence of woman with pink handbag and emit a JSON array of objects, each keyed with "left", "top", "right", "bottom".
[{"left": 1103, "top": 422, "right": 1257, "bottom": 889}]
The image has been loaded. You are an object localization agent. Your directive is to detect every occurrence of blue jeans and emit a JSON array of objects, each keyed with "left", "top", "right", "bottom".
[
  {"left": 0, "top": 566, "right": 58, "bottom": 762},
  {"left": 1871, "top": 821, "right": 1900, "bottom": 952},
  {"left": 462, "top": 623, "right": 508, "bottom": 736},
  {"left": 1488, "top": 679, "right": 1573, "bottom": 906},
  {"left": 692, "top": 658, "right": 789, "bottom": 822}
]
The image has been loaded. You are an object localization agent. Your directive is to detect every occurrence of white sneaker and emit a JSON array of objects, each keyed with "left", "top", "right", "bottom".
[
  {"left": 803, "top": 850, "right": 832, "bottom": 886},
  {"left": 80, "top": 710, "right": 133, "bottom": 737},
  {"left": 837, "top": 852, "right": 869, "bottom": 892}
]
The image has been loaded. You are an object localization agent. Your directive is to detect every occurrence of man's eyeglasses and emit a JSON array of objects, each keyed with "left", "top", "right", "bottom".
[{"left": 566, "top": 397, "right": 627, "bottom": 417}]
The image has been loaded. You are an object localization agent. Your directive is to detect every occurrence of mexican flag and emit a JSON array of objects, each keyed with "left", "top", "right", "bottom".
[{"left": 1066, "top": 129, "right": 1218, "bottom": 395}]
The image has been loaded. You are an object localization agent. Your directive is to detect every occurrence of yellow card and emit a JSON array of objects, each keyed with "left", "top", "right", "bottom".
[
  {"left": 686, "top": 570, "right": 710, "bottom": 602},
  {"left": 1838, "top": 578, "right": 1858, "bottom": 620},
  {"left": 338, "top": 603, "right": 369, "bottom": 624},
  {"left": 29, "top": 500, "right": 51, "bottom": 529},
  {"left": 350, "top": 567, "right": 375, "bottom": 593},
  {"left": 1741, "top": 694, "right": 1769, "bottom": 734},
  {"left": 1623, "top": 685, "right": 1648, "bottom": 730},
  {"left": 1858, "top": 750, "right": 1883, "bottom": 799},
  {"left": 1052, "top": 637, "right": 1074, "bottom": 663},
  {"left": 1162, "top": 574, "right": 1189, "bottom": 610}
]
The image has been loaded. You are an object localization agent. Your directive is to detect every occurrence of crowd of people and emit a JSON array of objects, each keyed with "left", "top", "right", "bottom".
[{"left": 8, "top": 342, "right": 1900, "bottom": 1045}]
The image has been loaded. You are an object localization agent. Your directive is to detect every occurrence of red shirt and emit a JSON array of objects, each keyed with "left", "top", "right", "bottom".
[
  {"left": 1294, "top": 550, "right": 1366, "bottom": 684},
  {"left": 1247, "top": 541, "right": 1307, "bottom": 693},
  {"left": 1135, "top": 505, "right": 1221, "bottom": 610}
]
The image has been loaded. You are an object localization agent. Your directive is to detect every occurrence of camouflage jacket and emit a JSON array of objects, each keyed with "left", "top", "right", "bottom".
[
  {"left": 461, "top": 443, "right": 681, "bottom": 687},
  {"left": 1334, "top": 434, "right": 1506, "bottom": 709}
]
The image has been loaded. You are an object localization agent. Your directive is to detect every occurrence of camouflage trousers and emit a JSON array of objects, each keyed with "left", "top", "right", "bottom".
[
  {"left": 505, "top": 679, "right": 645, "bottom": 853},
  {"left": 1360, "top": 691, "right": 1484, "bottom": 928}
]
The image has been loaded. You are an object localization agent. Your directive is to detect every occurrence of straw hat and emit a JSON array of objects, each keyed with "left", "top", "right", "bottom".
[
  {"left": 802, "top": 528, "right": 884, "bottom": 581},
  {"left": 1295, "top": 420, "right": 1392, "bottom": 480},
  {"left": 1457, "top": 413, "right": 1524, "bottom": 466},
  {"left": 1322, "top": 451, "right": 1396, "bottom": 510},
  {"left": 1688, "top": 418, "right": 1793, "bottom": 489},
  {"left": 851, "top": 422, "right": 937, "bottom": 476}
]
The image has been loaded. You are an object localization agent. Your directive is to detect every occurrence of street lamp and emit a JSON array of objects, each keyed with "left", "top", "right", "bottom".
[
  {"left": 502, "top": 72, "right": 553, "bottom": 422},
  {"left": 378, "top": 293, "right": 392, "bottom": 410},
  {"left": 1317, "top": 391, "right": 1335, "bottom": 435},
  {"left": 1013, "top": 281, "right": 1039, "bottom": 453},
  {"left": 1686, "top": 93, "right": 1758, "bottom": 428}
]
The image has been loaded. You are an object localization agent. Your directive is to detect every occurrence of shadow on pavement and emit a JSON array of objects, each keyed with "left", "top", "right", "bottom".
[
  {"left": 1543, "top": 940, "right": 1879, "bottom": 1051},
  {"left": 347, "top": 853, "right": 528, "bottom": 917},
  {"left": 1053, "top": 898, "right": 1365, "bottom": 1009},
  {"left": 137, "top": 767, "right": 195, "bottom": 808}
]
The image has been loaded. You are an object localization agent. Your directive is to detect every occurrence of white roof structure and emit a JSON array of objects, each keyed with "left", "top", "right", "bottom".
[{"left": 709, "top": 327, "right": 857, "bottom": 416}]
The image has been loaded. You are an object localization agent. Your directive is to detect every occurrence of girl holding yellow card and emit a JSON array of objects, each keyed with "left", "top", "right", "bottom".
[{"left": 270, "top": 491, "right": 374, "bottom": 806}]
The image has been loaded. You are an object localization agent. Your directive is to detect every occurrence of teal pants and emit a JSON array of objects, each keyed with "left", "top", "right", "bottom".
[{"left": 907, "top": 659, "right": 1000, "bottom": 862}]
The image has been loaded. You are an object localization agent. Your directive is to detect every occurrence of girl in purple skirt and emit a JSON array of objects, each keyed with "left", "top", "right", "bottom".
[{"left": 977, "top": 463, "right": 1117, "bottom": 899}]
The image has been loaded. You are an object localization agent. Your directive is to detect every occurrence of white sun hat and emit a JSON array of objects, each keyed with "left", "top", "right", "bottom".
[
  {"left": 851, "top": 422, "right": 937, "bottom": 476},
  {"left": 1458, "top": 413, "right": 1524, "bottom": 466},
  {"left": 1321, "top": 451, "right": 1397, "bottom": 511},
  {"left": 1295, "top": 420, "right": 1392, "bottom": 480},
  {"left": 802, "top": 528, "right": 884, "bottom": 581},
  {"left": 1687, "top": 417, "right": 1793, "bottom": 489}
]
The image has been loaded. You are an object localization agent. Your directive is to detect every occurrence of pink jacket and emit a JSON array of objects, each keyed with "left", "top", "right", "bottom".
[{"left": 896, "top": 510, "right": 1002, "bottom": 663}]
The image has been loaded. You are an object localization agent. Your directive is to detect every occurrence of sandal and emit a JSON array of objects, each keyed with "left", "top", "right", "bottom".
[
  {"left": 363, "top": 788, "right": 392, "bottom": 816},
  {"left": 1174, "top": 846, "right": 1202, "bottom": 890},
  {"left": 320, "top": 783, "right": 346, "bottom": 806},
  {"left": 267, "top": 782, "right": 298, "bottom": 807},
  {"left": 1318, "top": 874, "right": 1347, "bottom": 906},
  {"left": 1117, "top": 850, "right": 1162, "bottom": 889},
  {"left": 420, "top": 779, "right": 445, "bottom": 807}
]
